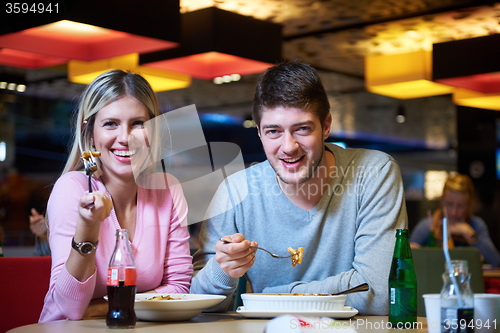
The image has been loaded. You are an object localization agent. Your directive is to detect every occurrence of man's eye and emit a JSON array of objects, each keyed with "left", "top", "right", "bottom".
[{"left": 266, "top": 130, "right": 280, "bottom": 137}]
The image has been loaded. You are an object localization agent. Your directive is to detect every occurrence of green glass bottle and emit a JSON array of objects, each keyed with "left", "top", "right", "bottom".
[
  {"left": 427, "top": 231, "right": 437, "bottom": 247},
  {"left": 388, "top": 229, "right": 417, "bottom": 327}
]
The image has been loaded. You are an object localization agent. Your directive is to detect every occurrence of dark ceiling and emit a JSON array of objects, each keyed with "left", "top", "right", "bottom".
[{"left": 1, "top": 0, "right": 499, "bottom": 99}]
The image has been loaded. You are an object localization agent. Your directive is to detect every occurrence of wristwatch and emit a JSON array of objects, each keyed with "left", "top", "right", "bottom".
[{"left": 71, "top": 237, "right": 99, "bottom": 255}]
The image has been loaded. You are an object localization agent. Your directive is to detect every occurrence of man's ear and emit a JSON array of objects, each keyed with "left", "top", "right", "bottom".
[
  {"left": 323, "top": 113, "right": 332, "bottom": 140},
  {"left": 257, "top": 126, "right": 261, "bottom": 138}
]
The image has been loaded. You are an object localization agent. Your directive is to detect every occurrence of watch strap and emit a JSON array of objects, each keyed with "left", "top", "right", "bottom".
[{"left": 71, "top": 237, "right": 99, "bottom": 255}]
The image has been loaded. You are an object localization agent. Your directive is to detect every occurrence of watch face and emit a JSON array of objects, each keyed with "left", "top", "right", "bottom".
[{"left": 80, "top": 242, "right": 94, "bottom": 254}]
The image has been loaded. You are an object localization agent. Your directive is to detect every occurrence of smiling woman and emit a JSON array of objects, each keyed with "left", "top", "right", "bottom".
[
  {"left": 92, "top": 95, "right": 149, "bottom": 182},
  {"left": 39, "top": 70, "right": 193, "bottom": 323}
]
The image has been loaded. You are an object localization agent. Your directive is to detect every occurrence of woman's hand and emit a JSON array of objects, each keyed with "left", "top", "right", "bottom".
[
  {"left": 82, "top": 298, "right": 108, "bottom": 320},
  {"left": 67, "top": 191, "right": 113, "bottom": 282},
  {"left": 216, "top": 233, "right": 257, "bottom": 278},
  {"left": 29, "top": 208, "right": 47, "bottom": 240},
  {"left": 449, "top": 222, "right": 477, "bottom": 244},
  {"left": 410, "top": 242, "right": 421, "bottom": 249},
  {"left": 79, "top": 191, "right": 113, "bottom": 225}
]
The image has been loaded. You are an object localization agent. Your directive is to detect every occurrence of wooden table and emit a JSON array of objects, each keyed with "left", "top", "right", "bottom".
[
  {"left": 7, "top": 313, "right": 429, "bottom": 333},
  {"left": 483, "top": 268, "right": 500, "bottom": 278}
]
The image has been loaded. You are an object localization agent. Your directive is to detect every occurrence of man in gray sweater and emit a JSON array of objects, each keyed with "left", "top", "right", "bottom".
[{"left": 190, "top": 61, "right": 407, "bottom": 315}]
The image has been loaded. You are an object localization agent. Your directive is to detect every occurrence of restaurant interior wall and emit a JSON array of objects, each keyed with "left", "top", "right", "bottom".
[{"left": 457, "top": 105, "right": 500, "bottom": 249}]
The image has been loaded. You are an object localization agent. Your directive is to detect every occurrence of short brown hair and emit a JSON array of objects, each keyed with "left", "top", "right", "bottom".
[{"left": 252, "top": 61, "right": 330, "bottom": 128}]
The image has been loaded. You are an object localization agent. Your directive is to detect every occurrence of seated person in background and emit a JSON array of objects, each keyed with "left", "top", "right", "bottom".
[
  {"left": 40, "top": 70, "right": 193, "bottom": 322},
  {"left": 410, "top": 173, "right": 500, "bottom": 267},
  {"left": 29, "top": 208, "right": 51, "bottom": 256},
  {"left": 190, "top": 61, "right": 408, "bottom": 315}
]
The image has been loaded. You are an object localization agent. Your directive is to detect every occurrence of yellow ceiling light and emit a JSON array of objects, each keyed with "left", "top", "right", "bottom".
[
  {"left": 68, "top": 53, "right": 191, "bottom": 92},
  {"left": 365, "top": 50, "right": 454, "bottom": 99},
  {"left": 453, "top": 88, "right": 500, "bottom": 111}
]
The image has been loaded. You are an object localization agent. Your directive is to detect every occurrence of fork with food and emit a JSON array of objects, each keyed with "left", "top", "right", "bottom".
[
  {"left": 219, "top": 237, "right": 304, "bottom": 267},
  {"left": 81, "top": 151, "right": 101, "bottom": 191},
  {"left": 81, "top": 150, "right": 101, "bottom": 208}
]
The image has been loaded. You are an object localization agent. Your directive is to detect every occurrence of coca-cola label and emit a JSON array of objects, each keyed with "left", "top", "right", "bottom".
[{"left": 107, "top": 268, "right": 136, "bottom": 286}]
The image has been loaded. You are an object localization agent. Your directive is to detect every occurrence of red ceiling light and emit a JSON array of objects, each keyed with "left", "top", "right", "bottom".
[
  {"left": 143, "top": 52, "right": 276, "bottom": 81},
  {"left": 433, "top": 34, "right": 500, "bottom": 93},
  {"left": 435, "top": 72, "right": 500, "bottom": 94},
  {"left": 140, "top": 7, "right": 282, "bottom": 80},
  {"left": 433, "top": 34, "right": 500, "bottom": 110},
  {"left": 0, "top": 0, "right": 181, "bottom": 69},
  {"left": 0, "top": 48, "right": 67, "bottom": 69}
]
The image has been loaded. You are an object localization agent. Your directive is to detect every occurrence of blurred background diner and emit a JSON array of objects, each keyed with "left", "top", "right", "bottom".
[
  {"left": 1, "top": 0, "right": 500, "bottom": 262},
  {"left": 410, "top": 173, "right": 500, "bottom": 267}
]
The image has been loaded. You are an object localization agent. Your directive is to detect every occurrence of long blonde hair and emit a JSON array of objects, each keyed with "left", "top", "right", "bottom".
[
  {"left": 441, "top": 173, "right": 475, "bottom": 220},
  {"left": 62, "top": 70, "right": 159, "bottom": 176}
]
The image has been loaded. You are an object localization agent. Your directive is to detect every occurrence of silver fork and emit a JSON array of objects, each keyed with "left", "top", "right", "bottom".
[
  {"left": 82, "top": 151, "right": 99, "bottom": 192},
  {"left": 83, "top": 160, "right": 97, "bottom": 193},
  {"left": 219, "top": 238, "right": 293, "bottom": 259},
  {"left": 82, "top": 152, "right": 99, "bottom": 209}
]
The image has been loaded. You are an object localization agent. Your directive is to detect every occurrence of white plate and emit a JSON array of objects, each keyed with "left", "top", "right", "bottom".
[
  {"left": 236, "top": 306, "right": 358, "bottom": 319},
  {"left": 105, "top": 293, "right": 226, "bottom": 322},
  {"left": 241, "top": 293, "right": 346, "bottom": 312}
]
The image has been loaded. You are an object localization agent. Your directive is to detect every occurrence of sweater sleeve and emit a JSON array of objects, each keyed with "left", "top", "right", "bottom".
[
  {"left": 155, "top": 175, "right": 193, "bottom": 294},
  {"left": 471, "top": 217, "right": 500, "bottom": 267},
  {"left": 189, "top": 182, "right": 240, "bottom": 311},
  {"left": 39, "top": 172, "right": 98, "bottom": 322},
  {"left": 262, "top": 157, "right": 407, "bottom": 315},
  {"left": 410, "top": 218, "right": 432, "bottom": 246}
]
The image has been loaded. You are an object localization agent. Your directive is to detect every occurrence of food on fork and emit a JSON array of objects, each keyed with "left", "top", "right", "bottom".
[
  {"left": 81, "top": 151, "right": 101, "bottom": 159},
  {"left": 81, "top": 151, "right": 101, "bottom": 173},
  {"left": 287, "top": 247, "right": 304, "bottom": 267}
]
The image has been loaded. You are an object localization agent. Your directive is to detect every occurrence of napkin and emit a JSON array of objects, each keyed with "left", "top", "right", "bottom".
[{"left": 264, "top": 315, "right": 358, "bottom": 333}]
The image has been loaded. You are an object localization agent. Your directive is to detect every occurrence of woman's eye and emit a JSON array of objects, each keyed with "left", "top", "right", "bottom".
[
  {"left": 132, "top": 121, "right": 145, "bottom": 128},
  {"left": 103, "top": 121, "right": 117, "bottom": 128}
]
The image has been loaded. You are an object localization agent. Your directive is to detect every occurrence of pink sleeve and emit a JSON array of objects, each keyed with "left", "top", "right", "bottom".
[
  {"left": 155, "top": 175, "right": 193, "bottom": 294},
  {"left": 39, "top": 172, "right": 98, "bottom": 322}
]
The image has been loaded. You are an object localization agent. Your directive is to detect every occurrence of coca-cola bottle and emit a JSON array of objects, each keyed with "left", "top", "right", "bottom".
[{"left": 106, "top": 229, "right": 137, "bottom": 328}]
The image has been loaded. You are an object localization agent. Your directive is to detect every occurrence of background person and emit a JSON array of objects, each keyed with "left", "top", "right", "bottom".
[
  {"left": 40, "top": 70, "right": 193, "bottom": 322},
  {"left": 410, "top": 173, "right": 500, "bottom": 267},
  {"left": 29, "top": 208, "right": 51, "bottom": 256},
  {"left": 190, "top": 61, "right": 407, "bottom": 315}
]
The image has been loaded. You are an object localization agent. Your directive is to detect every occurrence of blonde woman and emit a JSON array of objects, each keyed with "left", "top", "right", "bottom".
[
  {"left": 40, "top": 70, "right": 193, "bottom": 322},
  {"left": 410, "top": 173, "right": 500, "bottom": 267}
]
